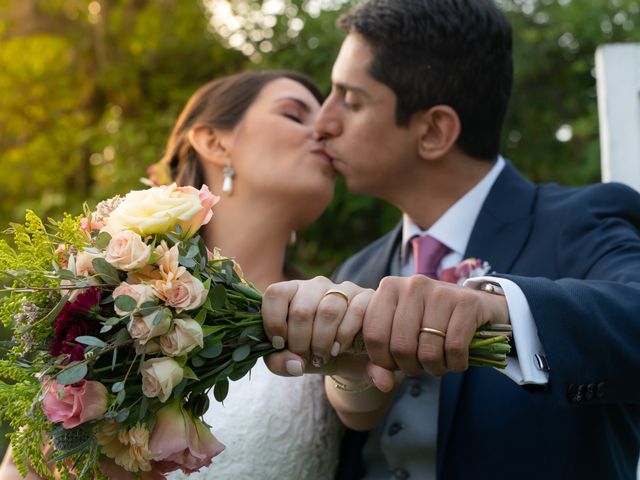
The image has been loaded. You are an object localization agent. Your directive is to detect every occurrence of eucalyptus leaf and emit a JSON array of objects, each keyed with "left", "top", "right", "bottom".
[
  {"left": 199, "top": 342, "right": 223, "bottom": 359},
  {"left": 115, "top": 389, "right": 126, "bottom": 406},
  {"left": 95, "top": 231, "right": 112, "bottom": 250},
  {"left": 115, "top": 408, "right": 130, "bottom": 422},
  {"left": 114, "top": 294, "right": 137, "bottom": 313},
  {"left": 179, "top": 256, "right": 196, "bottom": 268},
  {"left": 111, "top": 382, "right": 125, "bottom": 393},
  {"left": 191, "top": 355, "right": 206, "bottom": 368},
  {"left": 75, "top": 336, "right": 107, "bottom": 348},
  {"left": 232, "top": 344, "right": 251, "bottom": 362},
  {"left": 92, "top": 258, "right": 120, "bottom": 285},
  {"left": 57, "top": 363, "right": 88, "bottom": 385},
  {"left": 100, "top": 325, "right": 113, "bottom": 333},
  {"left": 139, "top": 396, "right": 149, "bottom": 419}
]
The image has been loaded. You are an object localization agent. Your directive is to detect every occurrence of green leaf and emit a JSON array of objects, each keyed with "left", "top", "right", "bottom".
[
  {"left": 232, "top": 344, "right": 251, "bottom": 362},
  {"left": 209, "top": 284, "right": 227, "bottom": 310},
  {"left": 114, "top": 294, "right": 137, "bottom": 313},
  {"left": 214, "top": 379, "right": 229, "bottom": 403},
  {"left": 179, "top": 256, "right": 196, "bottom": 268},
  {"left": 57, "top": 363, "right": 88, "bottom": 385},
  {"left": 182, "top": 366, "right": 199, "bottom": 380},
  {"left": 194, "top": 308, "right": 207, "bottom": 325},
  {"left": 75, "top": 336, "right": 107, "bottom": 348},
  {"left": 233, "top": 282, "right": 262, "bottom": 302},
  {"left": 139, "top": 396, "right": 149, "bottom": 420},
  {"left": 95, "top": 232, "right": 112, "bottom": 250},
  {"left": 92, "top": 258, "right": 120, "bottom": 285}
]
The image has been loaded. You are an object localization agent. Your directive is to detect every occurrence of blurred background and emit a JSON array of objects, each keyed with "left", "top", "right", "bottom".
[{"left": 1, "top": 0, "right": 639, "bottom": 458}]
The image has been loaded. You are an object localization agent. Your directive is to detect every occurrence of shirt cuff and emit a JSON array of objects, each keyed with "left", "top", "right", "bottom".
[{"left": 464, "top": 276, "right": 549, "bottom": 386}]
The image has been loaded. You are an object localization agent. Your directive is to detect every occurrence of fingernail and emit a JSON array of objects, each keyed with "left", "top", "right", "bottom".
[
  {"left": 311, "top": 354, "right": 324, "bottom": 368},
  {"left": 272, "top": 336, "right": 285, "bottom": 350},
  {"left": 286, "top": 360, "right": 304, "bottom": 376},
  {"left": 330, "top": 341, "right": 341, "bottom": 357}
]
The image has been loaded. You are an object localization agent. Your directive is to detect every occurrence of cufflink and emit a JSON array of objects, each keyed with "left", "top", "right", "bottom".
[{"left": 479, "top": 281, "right": 505, "bottom": 295}]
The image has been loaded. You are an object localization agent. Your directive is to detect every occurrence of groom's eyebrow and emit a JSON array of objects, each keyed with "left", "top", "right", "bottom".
[{"left": 333, "top": 82, "right": 371, "bottom": 99}]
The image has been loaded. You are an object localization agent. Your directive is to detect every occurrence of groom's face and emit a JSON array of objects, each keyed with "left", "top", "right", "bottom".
[{"left": 315, "top": 33, "right": 420, "bottom": 200}]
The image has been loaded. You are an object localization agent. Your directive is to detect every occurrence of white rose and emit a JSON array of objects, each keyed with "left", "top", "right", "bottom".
[
  {"left": 127, "top": 310, "right": 171, "bottom": 344},
  {"left": 159, "top": 317, "right": 204, "bottom": 357},
  {"left": 104, "top": 184, "right": 219, "bottom": 238},
  {"left": 141, "top": 357, "right": 184, "bottom": 402},
  {"left": 104, "top": 230, "right": 152, "bottom": 271},
  {"left": 112, "top": 282, "right": 156, "bottom": 316},
  {"left": 152, "top": 272, "right": 207, "bottom": 313}
]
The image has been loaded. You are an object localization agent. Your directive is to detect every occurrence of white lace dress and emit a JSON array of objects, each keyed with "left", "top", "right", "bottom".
[{"left": 166, "top": 359, "right": 342, "bottom": 480}]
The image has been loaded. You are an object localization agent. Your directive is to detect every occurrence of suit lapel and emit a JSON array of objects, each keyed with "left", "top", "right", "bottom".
[{"left": 437, "top": 162, "right": 537, "bottom": 475}]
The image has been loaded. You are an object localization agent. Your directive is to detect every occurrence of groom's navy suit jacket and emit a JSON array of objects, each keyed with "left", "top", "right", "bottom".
[{"left": 333, "top": 162, "right": 640, "bottom": 479}]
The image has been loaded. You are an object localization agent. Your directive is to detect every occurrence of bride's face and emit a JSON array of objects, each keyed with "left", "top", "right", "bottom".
[{"left": 228, "top": 78, "right": 336, "bottom": 222}]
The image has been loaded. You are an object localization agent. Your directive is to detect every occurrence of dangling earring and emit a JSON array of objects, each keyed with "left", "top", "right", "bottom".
[
  {"left": 289, "top": 231, "right": 297, "bottom": 246},
  {"left": 222, "top": 160, "right": 235, "bottom": 194}
]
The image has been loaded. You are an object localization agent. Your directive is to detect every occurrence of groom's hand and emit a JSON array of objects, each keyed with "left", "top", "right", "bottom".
[{"left": 363, "top": 275, "right": 510, "bottom": 377}]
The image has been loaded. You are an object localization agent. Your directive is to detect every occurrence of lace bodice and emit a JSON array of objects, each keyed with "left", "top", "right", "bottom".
[{"left": 167, "top": 359, "right": 342, "bottom": 480}]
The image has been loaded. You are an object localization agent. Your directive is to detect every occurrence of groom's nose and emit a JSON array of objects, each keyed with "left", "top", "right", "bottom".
[{"left": 314, "top": 98, "right": 342, "bottom": 140}]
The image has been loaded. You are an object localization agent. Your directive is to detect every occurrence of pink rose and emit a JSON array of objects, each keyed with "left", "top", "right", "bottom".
[
  {"left": 159, "top": 318, "right": 204, "bottom": 357},
  {"left": 74, "top": 250, "right": 102, "bottom": 276},
  {"left": 113, "top": 282, "right": 156, "bottom": 316},
  {"left": 42, "top": 378, "right": 108, "bottom": 429},
  {"left": 174, "top": 185, "right": 219, "bottom": 238},
  {"left": 128, "top": 310, "right": 171, "bottom": 344},
  {"left": 149, "top": 401, "right": 224, "bottom": 472},
  {"left": 141, "top": 357, "right": 184, "bottom": 402},
  {"left": 153, "top": 272, "right": 207, "bottom": 313},
  {"left": 104, "top": 230, "right": 152, "bottom": 271}
]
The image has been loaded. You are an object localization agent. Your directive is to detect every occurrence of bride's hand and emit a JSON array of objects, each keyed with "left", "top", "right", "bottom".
[{"left": 262, "top": 277, "right": 373, "bottom": 376}]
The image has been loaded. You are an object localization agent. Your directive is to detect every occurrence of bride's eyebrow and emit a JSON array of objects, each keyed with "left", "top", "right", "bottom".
[{"left": 274, "top": 97, "right": 312, "bottom": 113}]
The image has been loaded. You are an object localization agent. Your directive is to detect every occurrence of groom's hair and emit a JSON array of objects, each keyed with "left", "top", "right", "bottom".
[{"left": 338, "top": 0, "right": 513, "bottom": 160}]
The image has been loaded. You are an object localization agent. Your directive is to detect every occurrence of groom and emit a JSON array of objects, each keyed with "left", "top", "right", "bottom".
[{"left": 265, "top": 0, "right": 640, "bottom": 478}]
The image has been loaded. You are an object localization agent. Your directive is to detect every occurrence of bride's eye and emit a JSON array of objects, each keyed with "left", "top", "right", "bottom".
[{"left": 283, "top": 112, "right": 303, "bottom": 124}]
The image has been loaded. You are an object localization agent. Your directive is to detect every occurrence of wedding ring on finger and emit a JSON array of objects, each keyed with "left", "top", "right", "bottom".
[
  {"left": 419, "top": 327, "right": 447, "bottom": 338},
  {"left": 323, "top": 289, "right": 350, "bottom": 304}
]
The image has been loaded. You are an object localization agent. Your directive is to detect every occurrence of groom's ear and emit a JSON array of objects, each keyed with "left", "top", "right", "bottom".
[
  {"left": 188, "top": 126, "right": 233, "bottom": 167},
  {"left": 413, "top": 105, "right": 461, "bottom": 161}
]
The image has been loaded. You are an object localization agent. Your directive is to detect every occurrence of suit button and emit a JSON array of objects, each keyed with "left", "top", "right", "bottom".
[
  {"left": 575, "top": 384, "right": 585, "bottom": 402},
  {"left": 586, "top": 383, "right": 596, "bottom": 401},
  {"left": 596, "top": 382, "right": 605, "bottom": 399},
  {"left": 567, "top": 384, "right": 578, "bottom": 403},
  {"left": 388, "top": 422, "right": 404, "bottom": 436},
  {"left": 391, "top": 467, "right": 410, "bottom": 479},
  {"left": 410, "top": 383, "right": 422, "bottom": 397}
]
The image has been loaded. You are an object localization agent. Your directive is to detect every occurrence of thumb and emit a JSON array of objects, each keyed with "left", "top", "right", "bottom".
[
  {"left": 366, "top": 362, "right": 397, "bottom": 393},
  {"left": 264, "top": 350, "right": 306, "bottom": 377}
]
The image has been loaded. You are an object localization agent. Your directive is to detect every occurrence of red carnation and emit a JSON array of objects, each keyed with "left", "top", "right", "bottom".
[{"left": 50, "top": 287, "right": 103, "bottom": 362}]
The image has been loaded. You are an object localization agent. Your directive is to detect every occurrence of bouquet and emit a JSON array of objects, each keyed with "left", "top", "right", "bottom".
[
  {"left": 0, "top": 184, "right": 274, "bottom": 479},
  {"left": 0, "top": 183, "right": 512, "bottom": 479}
]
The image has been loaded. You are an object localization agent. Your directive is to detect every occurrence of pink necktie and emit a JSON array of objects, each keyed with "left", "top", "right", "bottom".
[{"left": 411, "top": 235, "right": 451, "bottom": 278}]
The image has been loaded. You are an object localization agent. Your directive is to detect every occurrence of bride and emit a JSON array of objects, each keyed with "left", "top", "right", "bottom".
[{"left": 155, "top": 71, "right": 342, "bottom": 480}]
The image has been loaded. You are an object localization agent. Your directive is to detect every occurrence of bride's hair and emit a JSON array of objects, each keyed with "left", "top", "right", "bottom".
[{"left": 158, "top": 70, "right": 324, "bottom": 189}]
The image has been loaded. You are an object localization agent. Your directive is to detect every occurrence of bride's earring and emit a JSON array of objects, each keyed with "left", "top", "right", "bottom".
[
  {"left": 222, "top": 160, "right": 235, "bottom": 194},
  {"left": 289, "top": 231, "right": 297, "bottom": 246}
]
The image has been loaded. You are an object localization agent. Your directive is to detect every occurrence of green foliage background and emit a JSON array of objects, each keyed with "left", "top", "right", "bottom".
[{"left": 0, "top": 0, "right": 639, "bottom": 459}]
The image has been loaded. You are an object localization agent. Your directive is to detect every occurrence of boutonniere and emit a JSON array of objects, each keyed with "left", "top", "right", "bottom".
[{"left": 439, "top": 258, "right": 492, "bottom": 285}]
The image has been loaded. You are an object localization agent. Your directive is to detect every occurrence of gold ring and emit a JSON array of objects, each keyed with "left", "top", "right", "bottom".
[
  {"left": 420, "top": 327, "right": 446, "bottom": 338},
  {"left": 323, "top": 289, "right": 350, "bottom": 304}
]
